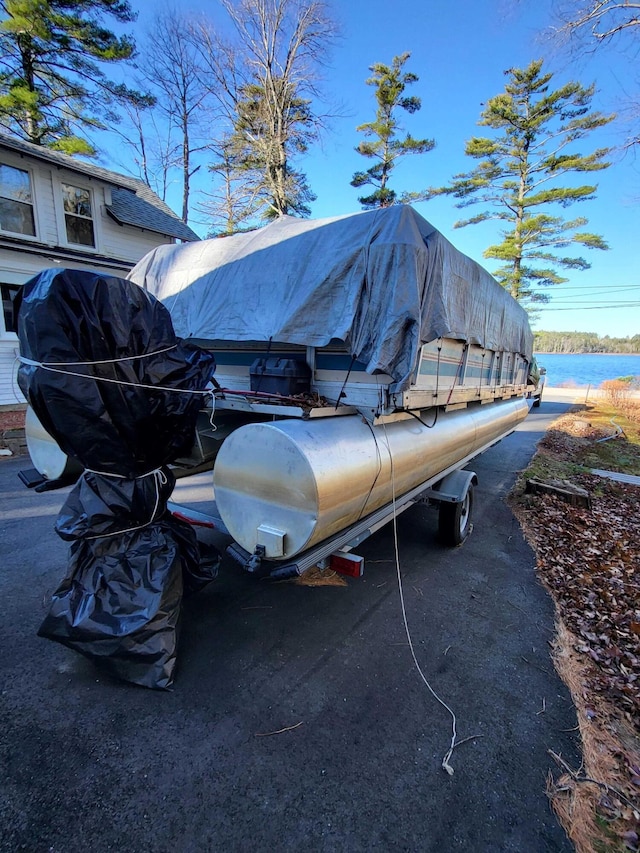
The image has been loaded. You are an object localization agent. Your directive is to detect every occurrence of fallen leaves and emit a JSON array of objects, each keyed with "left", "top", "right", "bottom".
[
  {"left": 519, "top": 473, "right": 640, "bottom": 722},
  {"left": 511, "top": 406, "right": 640, "bottom": 852}
]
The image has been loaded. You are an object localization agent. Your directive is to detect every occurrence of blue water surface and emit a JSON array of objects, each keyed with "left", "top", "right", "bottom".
[{"left": 534, "top": 353, "right": 640, "bottom": 388}]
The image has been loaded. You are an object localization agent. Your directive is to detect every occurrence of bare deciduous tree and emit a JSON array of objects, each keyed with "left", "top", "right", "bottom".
[
  {"left": 144, "top": 8, "right": 213, "bottom": 222},
  {"left": 193, "top": 0, "right": 337, "bottom": 225},
  {"left": 114, "top": 98, "right": 179, "bottom": 202},
  {"left": 552, "top": 1, "right": 640, "bottom": 146},
  {"left": 555, "top": 0, "right": 640, "bottom": 43}
]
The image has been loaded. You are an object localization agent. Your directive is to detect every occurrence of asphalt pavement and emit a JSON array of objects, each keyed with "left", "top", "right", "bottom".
[{"left": 1, "top": 395, "right": 581, "bottom": 852}]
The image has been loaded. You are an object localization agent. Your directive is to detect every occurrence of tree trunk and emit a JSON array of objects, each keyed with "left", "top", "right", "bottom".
[
  {"left": 182, "top": 121, "right": 190, "bottom": 223},
  {"left": 17, "top": 34, "right": 39, "bottom": 144}
]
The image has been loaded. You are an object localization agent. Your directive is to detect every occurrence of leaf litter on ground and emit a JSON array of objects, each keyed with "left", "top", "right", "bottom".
[{"left": 511, "top": 404, "right": 640, "bottom": 853}]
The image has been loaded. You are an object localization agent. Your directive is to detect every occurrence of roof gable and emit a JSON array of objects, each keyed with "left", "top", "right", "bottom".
[{"left": 0, "top": 132, "right": 199, "bottom": 243}]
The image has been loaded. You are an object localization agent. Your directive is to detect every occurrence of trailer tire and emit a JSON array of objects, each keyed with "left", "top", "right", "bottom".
[{"left": 438, "top": 484, "right": 474, "bottom": 546}]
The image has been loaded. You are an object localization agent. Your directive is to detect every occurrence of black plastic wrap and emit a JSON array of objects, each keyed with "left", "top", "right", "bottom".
[
  {"left": 17, "top": 269, "right": 219, "bottom": 689},
  {"left": 39, "top": 468, "right": 218, "bottom": 689},
  {"left": 17, "top": 267, "right": 216, "bottom": 478}
]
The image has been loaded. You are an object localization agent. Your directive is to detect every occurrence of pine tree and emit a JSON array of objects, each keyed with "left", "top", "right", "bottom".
[
  {"left": 199, "top": 135, "right": 263, "bottom": 236},
  {"left": 434, "top": 60, "right": 614, "bottom": 303},
  {"left": 230, "top": 80, "right": 317, "bottom": 219},
  {"left": 351, "top": 52, "right": 435, "bottom": 209},
  {"left": 0, "top": 0, "right": 148, "bottom": 155}
]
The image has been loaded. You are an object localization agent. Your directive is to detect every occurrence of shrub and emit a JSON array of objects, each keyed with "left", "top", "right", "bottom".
[{"left": 601, "top": 378, "right": 639, "bottom": 413}]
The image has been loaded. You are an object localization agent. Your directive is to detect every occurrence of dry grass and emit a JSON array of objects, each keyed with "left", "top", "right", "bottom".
[
  {"left": 547, "top": 621, "right": 640, "bottom": 853},
  {"left": 601, "top": 381, "right": 640, "bottom": 418},
  {"left": 516, "top": 404, "right": 640, "bottom": 481},
  {"left": 292, "top": 565, "right": 348, "bottom": 587}
]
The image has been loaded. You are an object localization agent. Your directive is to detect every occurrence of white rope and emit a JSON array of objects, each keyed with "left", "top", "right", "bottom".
[
  {"left": 10, "top": 351, "right": 25, "bottom": 404},
  {"left": 17, "top": 355, "right": 214, "bottom": 397},
  {"left": 379, "top": 419, "right": 460, "bottom": 775},
  {"left": 84, "top": 467, "right": 163, "bottom": 480},
  {"left": 208, "top": 391, "right": 217, "bottom": 432},
  {"left": 85, "top": 469, "right": 126, "bottom": 479},
  {"left": 18, "top": 344, "right": 178, "bottom": 368},
  {"left": 83, "top": 468, "right": 169, "bottom": 540}
]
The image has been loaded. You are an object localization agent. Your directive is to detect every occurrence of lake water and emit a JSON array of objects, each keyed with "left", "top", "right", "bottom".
[{"left": 534, "top": 353, "right": 640, "bottom": 388}]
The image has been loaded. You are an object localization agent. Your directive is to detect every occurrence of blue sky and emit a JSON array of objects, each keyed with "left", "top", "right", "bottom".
[{"left": 113, "top": 0, "right": 639, "bottom": 337}]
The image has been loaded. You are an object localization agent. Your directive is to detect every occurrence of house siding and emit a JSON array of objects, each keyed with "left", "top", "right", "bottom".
[
  {"left": 0, "top": 247, "right": 139, "bottom": 407},
  {"left": 32, "top": 161, "right": 58, "bottom": 245},
  {"left": 0, "top": 339, "right": 23, "bottom": 408},
  {"left": 0, "top": 150, "right": 182, "bottom": 407},
  {"left": 101, "top": 220, "right": 172, "bottom": 262}
]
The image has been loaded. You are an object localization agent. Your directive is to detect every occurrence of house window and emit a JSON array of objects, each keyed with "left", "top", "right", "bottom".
[
  {"left": 0, "top": 164, "right": 36, "bottom": 236},
  {"left": 62, "top": 183, "right": 95, "bottom": 247},
  {"left": 1, "top": 283, "right": 22, "bottom": 334}
]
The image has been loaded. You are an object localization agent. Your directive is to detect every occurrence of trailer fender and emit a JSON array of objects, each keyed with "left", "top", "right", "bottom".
[{"left": 428, "top": 469, "right": 478, "bottom": 504}]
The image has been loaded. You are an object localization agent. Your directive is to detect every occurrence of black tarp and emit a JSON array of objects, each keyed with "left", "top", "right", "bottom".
[{"left": 18, "top": 268, "right": 218, "bottom": 689}]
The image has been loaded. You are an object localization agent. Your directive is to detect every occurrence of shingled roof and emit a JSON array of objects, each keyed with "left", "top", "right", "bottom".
[{"left": 0, "top": 133, "right": 199, "bottom": 243}]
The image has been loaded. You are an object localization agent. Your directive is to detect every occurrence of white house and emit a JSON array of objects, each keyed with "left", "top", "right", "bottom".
[{"left": 0, "top": 133, "right": 199, "bottom": 408}]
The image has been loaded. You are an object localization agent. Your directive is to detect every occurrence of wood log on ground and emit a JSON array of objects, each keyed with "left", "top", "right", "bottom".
[{"left": 525, "top": 477, "right": 592, "bottom": 508}]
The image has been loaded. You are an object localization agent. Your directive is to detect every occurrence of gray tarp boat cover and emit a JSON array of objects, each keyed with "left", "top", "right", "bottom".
[{"left": 128, "top": 205, "right": 534, "bottom": 392}]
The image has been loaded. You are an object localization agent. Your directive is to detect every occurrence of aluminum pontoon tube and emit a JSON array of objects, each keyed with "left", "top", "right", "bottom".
[
  {"left": 213, "top": 396, "right": 529, "bottom": 560},
  {"left": 25, "top": 406, "right": 82, "bottom": 482}
]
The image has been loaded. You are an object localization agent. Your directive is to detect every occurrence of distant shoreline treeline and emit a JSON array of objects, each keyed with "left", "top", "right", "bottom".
[{"left": 534, "top": 331, "right": 640, "bottom": 354}]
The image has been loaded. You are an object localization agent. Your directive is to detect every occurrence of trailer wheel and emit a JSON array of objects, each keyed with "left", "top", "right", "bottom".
[{"left": 438, "top": 484, "right": 474, "bottom": 546}]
